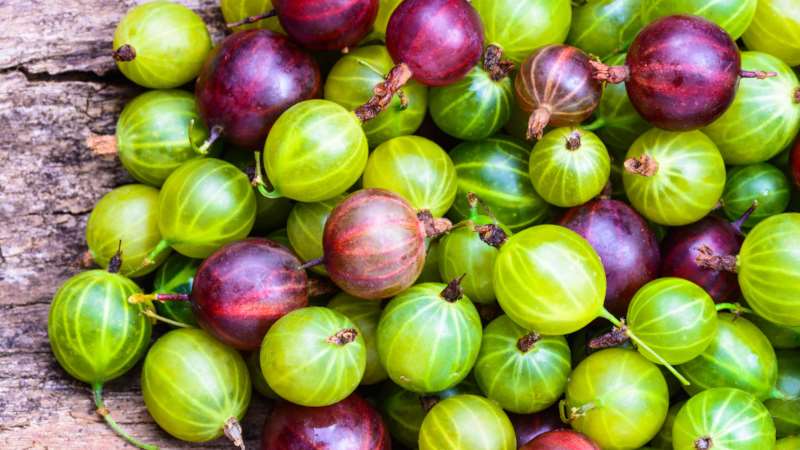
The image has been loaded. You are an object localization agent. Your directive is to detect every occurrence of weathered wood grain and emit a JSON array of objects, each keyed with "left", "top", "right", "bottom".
[{"left": 0, "top": 1, "right": 274, "bottom": 448}]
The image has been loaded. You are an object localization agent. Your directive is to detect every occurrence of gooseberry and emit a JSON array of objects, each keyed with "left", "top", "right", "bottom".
[
  {"left": 327, "top": 293, "right": 387, "bottom": 385},
  {"left": 521, "top": 430, "right": 600, "bottom": 450},
  {"left": 641, "top": 0, "right": 757, "bottom": 39},
  {"left": 418, "top": 394, "right": 516, "bottom": 450},
  {"left": 567, "top": 0, "right": 642, "bottom": 59},
  {"left": 764, "top": 351, "right": 800, "bottom": 437},
  {"left": 742, "top": 0, "right": 800, "bottom": 66},
  {"left": 721, "top": 163, "right": 791, "bottom": 227}
]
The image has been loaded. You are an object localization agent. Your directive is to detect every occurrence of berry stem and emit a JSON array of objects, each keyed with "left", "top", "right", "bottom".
[
  {"left": 140, "top": 240, "right": 171, "bottom": 271},
  {"left": 739, "top": 70, "right": 777, "bottom": 79},
  {"left": 226, "top": 9, "right": 277, "bottom": 28},
  {"left": 189, "top": 119, "right": 222, "bottom": 155},
  {"left": 526, "top": 106, "right": 551, "bottom": 140},
  {"left": 354, "top": 63, "right": 413, "bottom": 123},
  {"left": 715, "top": 302, "right": 752, "bottom": 315},
  {"left": 252, "top": 151, "right": 283, "bottom": 199},
  {"left": 298, "top": 257, "right": 324, "bottom": 271},
  {"left": 107, "top": 241, "right": 123, "bottom": 274},
  {"left": 92, "top": 383, "right": 159, "bottom": 450},
  {"left": 483, "top": 44, "right": 515, "bottom": 81},
  {"left": 730, "top": 201, "right": 758, "bottom": 233},
  {"left": 598, "top": 308, "right": 690, "bottom": 386}
]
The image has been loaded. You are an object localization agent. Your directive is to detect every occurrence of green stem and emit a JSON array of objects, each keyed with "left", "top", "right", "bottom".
[
  {"left": 92, "top": 383, "right": 159, "bottom": 450},
  {"left": 189, "top": 119, "right": 222, "bottom": 155},
  {"left": 140, "top": 240, "right": 171, "bottom": 271},
  {"left": 583, "top": 117, "right": 606, "bottom": 131},
  {"left": 252, "top": 151, "right": 283, "bottom": 199},
  {"left": 558, "top": 399, "right": 570, "bottom": 423},
  {"left": 769, "top": 388, "right": 788, "bottom": 400},
  {"left": 598, "top": 308, "right": 691, "bottom": 386},
  {"left": 716, "top": 302, "right": 752, "bottom": 314}
]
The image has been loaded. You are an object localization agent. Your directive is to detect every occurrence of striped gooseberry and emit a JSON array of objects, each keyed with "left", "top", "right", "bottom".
[
  {"left": 738, "top": 213, "right": 800, "bottom": 326},
  {"left": 594, "top": 53, "right": 650, "bottom": 155},
  {"left": 417, "top": 239, "right": 443, "bottom": 284},
  {"left": 651, "top": 400, "right": 685, "bottom": 450},
  {"left": 247, "top": 351, "right": 277, "bottom": 399},
  {"left": 429, "top": 64, "right": 514, "bottom": 141},
  {"left": 764, "top": 351, "right": 800, "bottom": 437},
  {"left": 622, "top": 129, "right": 726, "bottom": 226},
  {"left": 672, "top": 388, "right": 776, "bottom": 450},
  {"left": 377, "top": 280, "right": 482, "bottom": 393},
  {"left": 260, "top": 307, "right": 366, "bottom": 407},
  {"left": 371, "top": 0, "right": 403, "bottom": 41},
  {"left": 563, "top": 348, "right": 669, "bottom": 450},
  {"left": 327, "top": 293, "right": 387, "bottom": 385},
  {"left": 418, "top": 394, "right": 516, "bottom": 450},
  {"left": 448, "top": 136, "right": 551, "bottom": 231},
  {"left": 703, "top": 51, "right": 800, "bottom": 165},
  {"left": 528, "top": 127, "right": 611, "bottom": 207},
  {"left": 362, "top": 136, "right": 457, "bottom": 217},
  {"left": 221, "top": 0, "right": 283, "bottom": 32},
  {"left": 48, "top": 269, "right": 153, "bottom": 449},
  {"left": 749, "top": 314, "right": 800, "bottom": 349},
  {"left": 743, "top": 0, "right": 800, "bottom": 66},
  {"left": 473, "top": 0, "right": 571, "bottom": 64},
  {"left": 386, "top": 0, "right": 484, "bottom": 87},
  {"left": 286, "top": 195, "right": 345, "bottom": 277},
  {"left": 116, "top": 90, "right": 214, "bottom": 186},
  {"left": 721, "top": 163, "right": 791, "bottom": 227},
  {"left": 260, "top": 394, "right": 390, "bottom": 450},
  {"left": 324, "top": 45, "right": 427, "bottom": 148},
  {"left": 567, "top": 0, "right": 642, "bottom": 59},
  {"left": 142, "top": 328, "right": 251, "bottom": 447},
  {"left": 150, "top": 158, "right": 256, "bottom": 260},
  {"left": 196, "top": 30, "right": 320, "bottom": 150},
  {"left": 438, "top": 212, "right": 508, "bottom": 304},
  {"left": 793, "top": 136, "right": 800, "bottom": 188},
  {"left": 151, "top": 253, "right": 199, "bottom": 327},
  {"left": 515, "top": 45, "right": 602, "bottom": 139},
  {"left": 678, "top": 313, "right": 779, "bottom": 400},
  {"left": 379, "top": 379, "right": 480, "bottom": 448},
  {"left": 521, "top": 430, "right": 600, "bottom": 450},
  {"left": 493, "top": 224, "right": 606, "bottom": 335},
  {"left": 474, "top": 315, "right": 571, "bottom": 414},
  {"left": 777, "top": 436, "right": 800, "bottom": 450},
  {"left": 320, "top": 189, "right": 452, "bottom": 300},
  {"left": 620, "top": 278, "right": 718, "bottom": 365},
  {"left": 112, "top": 1, "right": 211, "bottom": 89},
  {"left": 641, "top": 0, "right": 757, "bottom": 39},
  {"left": 558, "top": 196, "right": 661, "bottom": 316},
  {"left": 261, "top": 99, "right": 368, "bottom": 202},
  {"left": 86, "top": 184, "right": 168, "bottom": 277}
]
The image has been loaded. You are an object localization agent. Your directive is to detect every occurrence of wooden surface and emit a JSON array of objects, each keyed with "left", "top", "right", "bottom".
[{"left": 0, "top": 1, "right": 272, "bottom": 448}]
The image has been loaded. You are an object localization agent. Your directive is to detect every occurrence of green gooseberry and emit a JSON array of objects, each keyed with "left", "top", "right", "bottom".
[
  {"left": 142, "top": 328, "right": 251, "bottom": 445},
  {"left": 703, "top": 51, "right": 800, "bottom": 165},
  {"left": 625, "top": 278, "right": 718, "bottom": 365},
  {"left": 86, "top": 184, "right": 168, "bottom": 277},
  {"left": 678, "top": 313, "right": 779, "bottom": 400},
  {"left": 246, "top": 351, "right": 278, "bottom": 399},
  {"left": 416, "top": 240, "right": 442, "bottom": 284},
  {"left": 743, "top": 0, "right": 800, "bottom": 67},
  {"left": 776, "top": 436, "right": 800, "bottom": 450},
  {"left": 651, "top": 400, "right": 685, "bottom": 450},
  {"left": 449, "top": 136, "right": 551, "bottom": 232},
  {"left": 377, "top": 281, "right": 482, "bottom": 393},
  {"left": 418, "top": 394, "right": 516, "bottom": 450},
  {"left": 286, "top": 195, "right": 345, "bottom": 276},
  {"left": 738, "top": 213, "right": 800, "bottom": 326},
  {"left": 622, "top": 129, "right": 726, "bottom": 226},
  {"left": 595, "top": 53, "right": 650, "bottom": 156},
  {"left": 722, "top": 163, "right": 791, "bottom": 227},
  {"left": 328, "top": 293, "right": 388, "bottom": 385},
  {"left": 672, "top": 388, "right": 776, "bottom": 450},
  {"left": 472, "top": 0, "right": 572, "bottom": 64},
  {"left": 749, "top": 314, "right": 800, "bottom": 349},
  {"left": 379, "top": 379, "right": 481, "bottom": 448},
  {"left": 261, "top": 306, "right": 366, "bottom": 406},
  {"left": 113, "top": 1, "right": 212, "bottom": 89},
  {"left": 116, "top": 90, "right": 215, "bottom": 187},
  {"left": 567, "top": 0, "right": 644, "bottom": 59},
  {"left": 222, "top": 149, "right": 292, "bottom": 234},
  {"left": 48, "top": 270, "right": 154, "bottom": 449},
  {"left": 765, "top": 351, "right": 800, "bottom": 437},
  {"left": 362, "top": 136, "right": 457, "bottom": 217},
  {"left": 263, "top": 99, "right": 368, "bottom": 202},
  {"left": 371, "top": 0, "right": 403, "bottom": 41},
  {"left": 505, "top": 99, "right": 536, "bottom": 142},
  {"left": 266, "top": 227, "right": 292, "bottom": 249},
  {"left": 155, "top": 158, "right": 256, "bottom": 259},
  {"left": 429, "top": 66, "right": 513, "bottom": 141},
  {"left": 641, "top": 0, "right": 757, "bottom": 39},
  {"left": 493, "top": 225, "right": 606, "bottom": 335},
  {"left": 529, "top": 127, "right": 611, "bottom": 208},
  {"left": 474, "top": 315, "right": 571, "bottom": 414},
  {"left": 565, "top": 348, "right": 669, "bottom": 450},
  {"left": 220, "top": 0, "right": 283, "bottom": 32},
  {"left": 152, "top": 253, "right": 199, "bottom": 327},
  {"left": 324, "top": 45, "right": 427, "bottom": 148},
  {"left": 438, "top": 215, "right": 507, "bottom": 304}
]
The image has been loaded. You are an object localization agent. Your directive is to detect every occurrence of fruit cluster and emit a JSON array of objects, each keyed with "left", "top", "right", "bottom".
[{"left": 49, "top": 0, "right": 800, "bottom": 449}]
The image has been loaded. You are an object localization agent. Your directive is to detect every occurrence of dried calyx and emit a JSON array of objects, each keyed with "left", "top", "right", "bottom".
[
  {"left": 475, "top": 224, "right": 508, "bottom": 248},
  {"left": 624, "top": 154, "right": 659, "bottom": 177},
  {"left": 354, "top": 63, "right": 413, "bottom": 122},
  {"left": 327, "top": 328, "right": 359, "bottom": 345},
  {"left": 112, "top": 44, "right": 136, "bottom": 62},
  {"left": 517, "top": 332, "right": 541, "bottom": 352},
  {"left": 694, "top": 436, "right": 713, "bottom": 450},
  {"left": 107, "top": 241, "right": 123, "bottom": 274},
  {"left": 483, "top": 44, "right": 515, "bottom": 81},
  {"left": 226, "top": 9, "right": 277, "bottom": 28},
  {"left": 440, "top": 275, "right": 466, "bottom": 302},
  {"left": 695, "top": 245, "right": 738, "bottom": 273},
  {"left": 588, "top": 324, "right": 630, "bottom": 349},
  {"left": 223, "top": 417, "right": 245, "bottom": 450},
  {"left": 527, "top": 106, "right": 552, "bottom": 140},
  {"left": 565, "top": 130, "right": 582, "bottom": 151},
  {"left": 589, "top": 60, "right": 629, "bottom": 84},
  {"left": 417, "top": 210, "right": 453, "bottom": 238}
]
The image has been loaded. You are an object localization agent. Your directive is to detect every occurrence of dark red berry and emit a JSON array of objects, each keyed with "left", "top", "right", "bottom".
[
  {"left": 521, "top": 429, "right": 601, "bottom": 450},
  {"left": 273, "top": 0, "right": 379, "bottom": 51}
]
